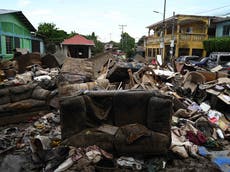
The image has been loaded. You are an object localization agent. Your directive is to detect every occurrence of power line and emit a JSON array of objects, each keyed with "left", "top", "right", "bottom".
[
  {"left": 119, "top": 25, "right": 127, "bottom": 49},
  {"left": 196, "top": 4, "right": 230, "bottom": 14},
  {"left": 119, "top": 24, "right": 127, "bottom": 34}
]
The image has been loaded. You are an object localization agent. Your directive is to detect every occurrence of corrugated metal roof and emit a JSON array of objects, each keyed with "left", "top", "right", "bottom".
[
  {"left": 146, "top": 14, "right": 216, "bottom": 28},
  {"left": 62, "top": 35, "right": 95, "bottom": 46},
  {"left": 213, "top": 17, "right": 230, "bottom": 23},
  {"left": 0, "top": 9, "right": 36, "bottom": 32},
  {"left": 0, "top": 9, "right": 19, "bottom": 14}
]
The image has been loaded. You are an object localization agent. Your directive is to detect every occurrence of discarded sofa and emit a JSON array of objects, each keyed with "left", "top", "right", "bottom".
[
  {"left": 0, "top": 83, "right": 51, "bottom": 125},
  {"left": 60, "top": 90, "right": 173, "bottom": 155}
]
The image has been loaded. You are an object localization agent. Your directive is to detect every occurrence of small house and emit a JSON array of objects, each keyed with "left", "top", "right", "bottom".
[
  {"left": 0, "top": 9, "right": 44, "bottom": 59},
  {"left": 61, "top": 35, "right": 95, "bottom": 58},
  {"left": 214, "top": 17, "right": 230, "bottom": 37}
]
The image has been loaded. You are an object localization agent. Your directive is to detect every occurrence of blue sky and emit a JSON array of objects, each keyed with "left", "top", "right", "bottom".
[{"left": 2, "top": 0, "right": 230, "bottom": 42}]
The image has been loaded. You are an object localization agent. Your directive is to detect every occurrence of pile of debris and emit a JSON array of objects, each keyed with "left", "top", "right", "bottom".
[{"left": 0, "top": 53, "right": 229, "bottom": 171}]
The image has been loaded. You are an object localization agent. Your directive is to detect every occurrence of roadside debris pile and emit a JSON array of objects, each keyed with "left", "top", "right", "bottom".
[
  {"left": 0, "top": 53, "right": 229, "bottom": 171},
  {"left": 0, "top": 83, "right": 51, "bottom": 125},
  {"left": 0, "top": 52, "right": 59, "bottom": 125},
  {"left": 58, "top": 57, "right": 109, "bottom": 97}
]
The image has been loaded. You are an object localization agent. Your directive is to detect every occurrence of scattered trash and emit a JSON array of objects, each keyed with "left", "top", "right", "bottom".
[
  {"left": 0, "top": 51, "right": 229, "bottom": 171},
  {"left": 116, "top": 156, "right": 144, "bottom": 170}
]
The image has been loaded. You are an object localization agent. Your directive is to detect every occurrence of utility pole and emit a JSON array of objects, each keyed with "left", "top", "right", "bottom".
[
  {"left": 119, "top": 24, "right": 127, "bottom": 34},
  {"left": 170, "top": 11, "right": 176, "bottom": 71},
  {"left": 170, "top": 11, "right": 175, "bottom": 59},
  {"left": 162, "top": 0, "right": 166, "bottom": 62},
  {"left": 119, "top": 24, "right": 127, "bottom": 49}
]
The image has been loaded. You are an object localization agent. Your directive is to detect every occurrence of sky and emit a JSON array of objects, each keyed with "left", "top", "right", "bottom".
[{"left": 2, "top": 0, "right": 230, "bottom": 42}]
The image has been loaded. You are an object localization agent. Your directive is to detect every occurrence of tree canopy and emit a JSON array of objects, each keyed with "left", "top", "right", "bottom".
[
  {"left": 67, "top": 30, "right": 78, "bottom": 38},
  {"left": 36, "top": 23, "right": 104, "bottom": 54},
  {"left": 36, "top": 23, "right": 138, "bottom": 56},
  {"left": 119, "top": 32, "right": 135, "bottom": 58},
  {"left": 36, "top": 23, "right": 68, "bottom": 53},
  {"left": 85, "top": 32, "right": 104, "bottom": 54},
  {"left": 137, "top": 36, "right": 146, "bottom": 46},
  {"left": 37, "top": 23, "right": 68, "bottom": 43}
]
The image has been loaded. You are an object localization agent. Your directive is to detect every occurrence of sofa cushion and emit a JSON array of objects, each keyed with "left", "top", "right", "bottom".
[
  {"left": 62, "top": 128, "right": 114, "bottom": 151},
  {"left": 114, "top": 124, "right": 170, "bottom": 155},
  {"left": 113, "top": 91, "right": 152, "bottom": 126},
  {"left": 147, "top": 96, "right": 172, "bottom": 136},
  {"left": 60, "top": 96, "right": 87, "bottom": 140}
]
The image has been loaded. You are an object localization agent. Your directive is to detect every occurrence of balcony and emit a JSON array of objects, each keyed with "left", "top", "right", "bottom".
[
  {"left": 146, "top": 35, "right": 173, "bottom": 44},
  {"left": 146, "top": 33, "right": 207, "bottom": 45},
  {"left": 179, "top": 33, "right": 206, "bottom": 41}
]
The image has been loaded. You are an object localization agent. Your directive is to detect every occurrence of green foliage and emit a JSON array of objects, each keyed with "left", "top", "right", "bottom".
[
  {"left": 37, "top": 22, "right": 68, "bottom": 53},
  {"left": 37, "top": 23, "right": 68, "bottom": 43},
  {"left": 37, "top": 24, "right": 104, "bottom": 54},
  {"left": 119, "top": 32, "right": 135, "bottom": 58},
  {"left": 68, "top": 31, "right": 78, "bottom": 38},
  {"left": 37, "top": 23, "right": 56, "bottom": 34},
  {"left": 137, "top": 36, "right": 146, "bottom": 46},
  {"left": 203, "top": 37, "right": 230, "bottom": 53},
  {"left": 85, "top": 32, "right": 104, "bottom": 54}
]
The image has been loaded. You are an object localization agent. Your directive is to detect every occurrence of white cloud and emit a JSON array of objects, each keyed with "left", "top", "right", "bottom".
[
  {"left": 30, "top": 9, "right": 52, "bottom": 16},
  {"left": 17, "top": 0, "right": 31, "bottom": 8}
]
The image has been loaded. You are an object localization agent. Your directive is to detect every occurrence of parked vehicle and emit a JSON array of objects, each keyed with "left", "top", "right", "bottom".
[
  {"left": 176, "top": 55, "right": 201, "bottom": 64},
  {"left": 207, "top": 52, "right": 230, "bottom": 69},
  {"left": 223, "top": 61, "right": 230, "bottom": 69},
  {"left": 192, "top": 57, "right": 210, "bottom": 67}
]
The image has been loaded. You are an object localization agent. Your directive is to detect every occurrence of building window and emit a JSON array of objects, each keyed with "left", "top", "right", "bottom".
[
  {"left": 152, "top": 49, "right": 156, "bottom": 57},
  {"left": 223, "top": 25, "right": 230, "bottom": 36},
  {"left": 192, "top": 49, "right": 203, "bottom": 57},
  {"left": 148, "top": 48, "right": 152, "bottom": 57},
  {"left": 14, "top": 37, "right": 20, "bottom": 49},
  {"left": 32, "top": 40, "right": 40, "bottom": 52},
  {"left": 186, "top": 27, "right": 193, "bottom": 33},
  {"left": 179, "top": 48, "right": 189, "bottom": 56},
  {"left": 157, "top": 31, "right": 161, "bottom": 37},
  {"left": 6, "top": 36, "right": 13, "bottom": 54}
]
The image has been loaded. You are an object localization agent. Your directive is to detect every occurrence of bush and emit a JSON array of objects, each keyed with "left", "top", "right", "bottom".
[{"left": 203, "top": 37, "right": 230, "bottom": 53}]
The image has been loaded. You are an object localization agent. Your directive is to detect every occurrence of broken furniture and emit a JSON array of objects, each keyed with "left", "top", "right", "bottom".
[
  {"left": 60, "top": 90, "right": 172, "bottom": 155},
  {"left": 106, "top": 61, "right": 144, "bottom": 82},
  {"left": 59, "top": 57, "right": 94, "bottom": 84},
  {"left": 0, "top": 83, "right": 51, "bottom": 125},
  {"left": 14, "top": 52, "right": 42, "bottom": 74}
]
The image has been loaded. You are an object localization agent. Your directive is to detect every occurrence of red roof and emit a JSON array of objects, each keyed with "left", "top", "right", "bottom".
[{"left": 62, "top": 35, "right": 95, "bottom": 46}]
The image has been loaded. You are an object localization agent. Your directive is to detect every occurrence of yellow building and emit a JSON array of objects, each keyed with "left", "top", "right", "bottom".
[{"left": 146, "top": 14, "right": 214, "bottom": 61}]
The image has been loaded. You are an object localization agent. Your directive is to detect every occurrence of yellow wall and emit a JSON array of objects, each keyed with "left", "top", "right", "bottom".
[{"left": 146, "top": 15, "right": 209, "bottom": 59}]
